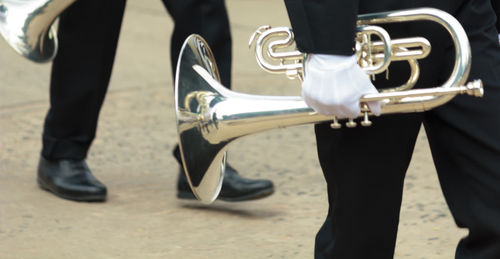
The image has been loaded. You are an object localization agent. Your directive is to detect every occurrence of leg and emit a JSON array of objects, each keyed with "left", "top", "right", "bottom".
[
  {"left": 164, "top": 0, "right": 274, "bottom": 202},
  {"left": 424, "top": 15, "right": 500, "bottom": 258},
  {"left": 38, "top": 0, "right": 126, "bottom": 202},
  {"left": 314, "top": 113, "right": 422, "bottom": 259},
  {"left": 164, "top": 0, "right": 232, "bottom": 88},
  {"left": 42, "top": 0, "right": 127, "bottom": 160}
]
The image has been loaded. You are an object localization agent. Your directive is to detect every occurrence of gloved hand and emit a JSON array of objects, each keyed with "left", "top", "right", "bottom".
[{"left": 302, "top": 54, "right": 381, "bottom": 118}]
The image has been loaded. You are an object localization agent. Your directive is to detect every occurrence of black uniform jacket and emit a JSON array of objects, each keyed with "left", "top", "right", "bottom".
[{"left": 284, "top": 0, "right": 498, "bottom": 55}]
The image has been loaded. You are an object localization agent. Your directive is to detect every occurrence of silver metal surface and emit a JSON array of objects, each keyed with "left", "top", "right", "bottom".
[
  {"left": 175, "top": 8, "right": 484, "bottom": 203},
  {"left": 0, "top": 0, "right": 75, "bottom": 62},
  {"left": 175, "top": 35, "right": 226, "bottom": 204},
  {"left": 249, "top": 8, "right": 474, "bottom": 115}
]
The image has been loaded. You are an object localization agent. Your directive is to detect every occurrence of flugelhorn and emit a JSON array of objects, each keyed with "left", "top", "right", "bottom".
[
  {"left": 175, "top": 8, "right": 483, "bottom": 203},
  {"left": 0, "top": 0, "right": 76, "bottom": 62}
]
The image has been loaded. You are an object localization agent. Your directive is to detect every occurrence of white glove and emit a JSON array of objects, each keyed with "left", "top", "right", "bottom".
[{"left": 302, "top": 54, "right": 381, "bottom": 118}]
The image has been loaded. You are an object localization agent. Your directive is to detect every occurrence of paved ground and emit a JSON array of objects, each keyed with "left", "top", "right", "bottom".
[{"left": 0, "top": 1, "right": 466, "bottom": 258}]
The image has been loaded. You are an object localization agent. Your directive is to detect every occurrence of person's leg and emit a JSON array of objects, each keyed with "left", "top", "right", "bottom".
[
  {"left": 38, "top": 0, "right": 127, "bottom": 202},
  {"left": 164, "top": 0, "right": 231, "bottom": 88},
  {"left": 42, "top": 0, "right": 127, "bottom": 160},
  {"left": 164, "top": 0, "right": 274, "bottom": 201},
  {"left": 312, "top": 31, "right": 446, "bottom": 256},
  {"left": 424, "top": 9, "right": 500, "bottom": 257},
  {"left": 314, "top": 113, "right": 422, "bottom": 259}
]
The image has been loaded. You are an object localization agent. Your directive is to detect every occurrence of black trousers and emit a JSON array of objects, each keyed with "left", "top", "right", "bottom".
[
  {"left": 41, "top": 0, "right": 232, "bottom": 160},
  {"left": 313, "top": 4, "right": 500, "bottom": 259}
]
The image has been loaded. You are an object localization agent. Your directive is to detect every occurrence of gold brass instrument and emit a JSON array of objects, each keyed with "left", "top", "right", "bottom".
[
  {"left": 175, "top": 8, "right": 484, "bottom": 203},
  {"left": 0, "top": 0, "right": 76, "bottom": 62}
]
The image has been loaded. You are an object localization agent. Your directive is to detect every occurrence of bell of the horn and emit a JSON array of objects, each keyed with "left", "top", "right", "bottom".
[
  {"left": 174, "top": 34, "right": 323, "bottom": 203},
  {"left": 0, "top": 0, "right": 75, "bottom": 63},
  {"left": 174, "top": 33, "right": 483, "bottom": 204},
  {"left": 175, "top": 34, "right": 228, "bottom": 204},
  {"left": 174, "top": 8, "right": 485, "bottom": 205}
]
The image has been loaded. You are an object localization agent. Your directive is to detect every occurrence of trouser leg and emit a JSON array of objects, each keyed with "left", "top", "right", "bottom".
[
  {"left": 314, "top": 112, "right": 423, "bottom": 259},
  {"left": 424, "top": 23, "right": 500, "bottom": 258},
  {"left": 163, "top": 0, "right": 232, "bottom": 88},
  {"left": 311, "top": 46, "right": 439, "bottom": 258},
  {"left": 42, "top": 0, "right": 127, "bottom": 160},
  {"left": 164, "top": 0, "right": 232, "bottom": 157}
]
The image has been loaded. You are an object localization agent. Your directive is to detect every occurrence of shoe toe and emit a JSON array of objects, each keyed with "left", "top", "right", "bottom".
[
  {"left": 176, "top": 163, "right": 275, "bottom": 202},
  {"left": 37, "top": 157, "right": 107, "bottom": 202}
]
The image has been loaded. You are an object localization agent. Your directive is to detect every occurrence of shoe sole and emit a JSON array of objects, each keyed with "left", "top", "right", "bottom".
[
  {"left": 37, "top": 178, "right": 106, "bottom": 202},
  {"left": 177, "top": 188, "right": 275, "bottom": 202}
]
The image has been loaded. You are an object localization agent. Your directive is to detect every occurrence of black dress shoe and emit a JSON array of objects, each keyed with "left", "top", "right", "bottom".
[
  {"left": 37, "top": 157, "right": 107, "bottom": 202},
  {"left": 177, "top": 164, "right": 275, "bottom": 202}
]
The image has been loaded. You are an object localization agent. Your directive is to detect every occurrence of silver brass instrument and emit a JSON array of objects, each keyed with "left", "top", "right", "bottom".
[
  {"left": 0, "top": 0, "right": 76, "bottom": 62},
  {"left": 175, "top": 8, "right": 484, "bottom": 203}
]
